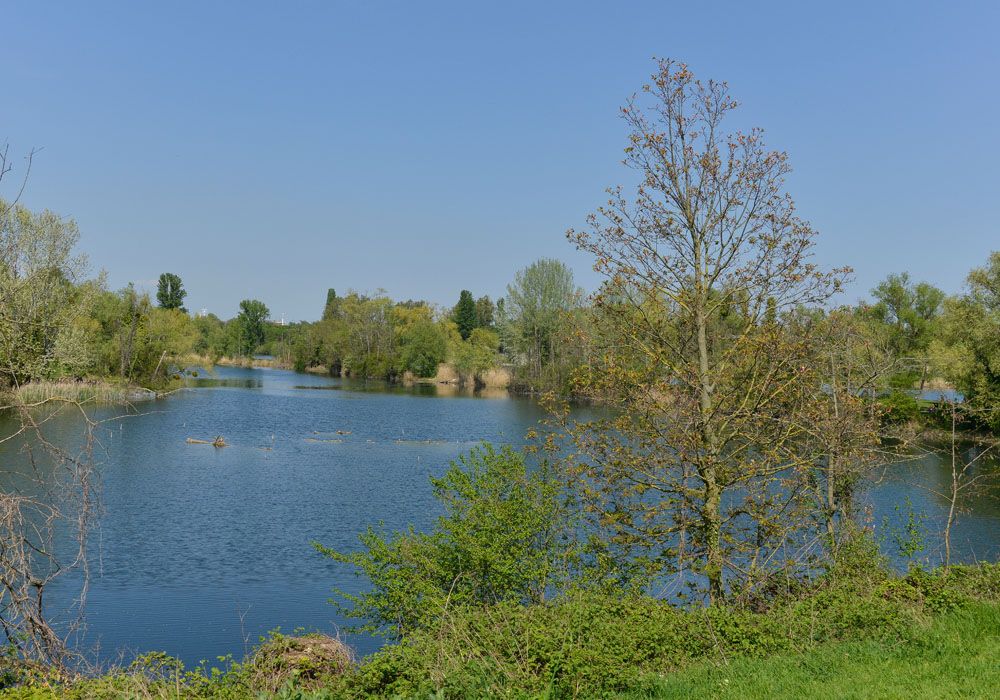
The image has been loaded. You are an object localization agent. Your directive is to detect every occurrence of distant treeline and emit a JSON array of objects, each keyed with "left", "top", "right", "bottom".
[
  {"left": 2, "top": 189, "right": 1000, "bottom": 426},
  {"left": 262, "top": 257, "right": 587, "bottom": 392}
]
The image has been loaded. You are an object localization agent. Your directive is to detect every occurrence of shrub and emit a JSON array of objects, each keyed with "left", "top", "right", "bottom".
[
  {"left": 879, "top": 390, "right": 921, "bottom": 422},
  {"left": 313, "top": 444, "right": 584, "bottom": 638}
]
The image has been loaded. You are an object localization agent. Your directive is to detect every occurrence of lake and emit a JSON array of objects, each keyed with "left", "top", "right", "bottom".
[{"left": 2, "top": 366, "right": 998, "bottom": 668}]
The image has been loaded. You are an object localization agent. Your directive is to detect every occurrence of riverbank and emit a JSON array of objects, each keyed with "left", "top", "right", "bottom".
[
  {"left": 3, "top": 379, "right": 169, "bottom": 406},
  {"left": 181, "top": 354, "right": 294, "bottom": 370},
  {"left": 3, "top": 560, "right": 996, "bottom": 698}
]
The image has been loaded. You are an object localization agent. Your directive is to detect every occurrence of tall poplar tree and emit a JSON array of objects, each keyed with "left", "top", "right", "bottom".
[{"left": 453, "top": 290, "right": 478, "bottom": 340}]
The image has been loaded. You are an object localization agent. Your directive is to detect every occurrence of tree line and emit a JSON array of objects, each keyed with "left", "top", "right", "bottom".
[{"left": 2, "top": 190, "right": 999, "bottom": 432}]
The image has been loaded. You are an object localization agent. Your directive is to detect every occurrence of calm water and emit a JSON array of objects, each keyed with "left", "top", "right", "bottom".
[{"left": 1, "top": 366, "right": 997, "bottom": 667}]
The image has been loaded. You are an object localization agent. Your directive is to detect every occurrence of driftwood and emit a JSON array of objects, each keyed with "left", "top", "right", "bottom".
[{"left": 186, "top": 436, "right": 228, "bottom": 447}]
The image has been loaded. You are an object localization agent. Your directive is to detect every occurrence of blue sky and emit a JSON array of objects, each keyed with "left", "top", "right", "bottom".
[{"left": 5, "top": 1, "right": 998, "bottom": 321}]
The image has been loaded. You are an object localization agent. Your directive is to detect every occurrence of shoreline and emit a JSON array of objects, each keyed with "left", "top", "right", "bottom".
[{"left": 4, "top": 379, "right": 171, "bottom": 406}]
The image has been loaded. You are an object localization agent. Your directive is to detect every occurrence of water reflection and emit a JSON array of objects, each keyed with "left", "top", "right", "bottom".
[{"left": 184, "top": 377, "right": 264, "bottom": 389}]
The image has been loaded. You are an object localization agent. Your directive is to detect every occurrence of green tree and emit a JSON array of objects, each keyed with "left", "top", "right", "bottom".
[
  {"left": 155, "top": 272, "right": 187, "bottom": 311},
  {"left": 322, "top": 288, "right": 339, "bottom": 321},
  {"left": 237, "top": 299, "right": 269, "bottom": 357},
  {"left": 863, "top": 272, "right": 944, "bottom": 388},
  {"left": 396, "top": 305, "right": 447, "bottom": 378},
  {"left": 475, "top": 295, "right": 495, "bottom": 328},
  {"left": 454, "top": 327, "right": 500, "bottom": 379},
  {"left": 192, "top": 313, "right": 226, "bottom": 357},
  {"left": 453, "top": 290, "right": 478, "bottom": 340},
  {"left": 501, "top": 258, "right": 581, "bottom": 387},
  {"left": 0, "top": 198, "right": 91, "bottom": 385},
  {"left": 931, "top": 251, "right": 1000, "bottom": 431},
  {"left": 312, "top": 291, "right": 397, "bottom": 378}
]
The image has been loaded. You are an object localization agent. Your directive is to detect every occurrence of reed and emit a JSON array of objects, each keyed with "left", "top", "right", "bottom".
[{"left": 7, "top": 380, "right": 155, "bottom": 406}]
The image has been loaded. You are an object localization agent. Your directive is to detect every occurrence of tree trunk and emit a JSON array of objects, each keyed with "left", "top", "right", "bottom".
[
  {"left": 827, "top": 352, "right": 840, "bottom": 542},
  {"left": 694, "top": 236, "right": 724, "bottom": 603},
  {"left": 944, "top": 401, "right": 957, "bottom": 570}
]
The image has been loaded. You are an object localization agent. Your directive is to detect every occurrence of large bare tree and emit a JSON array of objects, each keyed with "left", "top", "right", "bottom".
[{"left": 563, "top": 60, "right": 852, "bottom": 602}]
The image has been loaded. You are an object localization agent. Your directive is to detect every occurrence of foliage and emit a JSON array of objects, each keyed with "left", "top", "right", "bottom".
[
  {"left": 564, "top": 59, "right": 851, "bottom": 601},
  {"left": 292, "top": 291, "right": 502, "bottom": 382},
  {"left": 396, "top": 307, "right": 448, "bottom": 378},
  {"left": 930, "top": 251, "right": 1000, "bottom": 432},
  {"left": 453, "top": 327, "right": 500, "bottom": 380},
  {"left": 313, "top": 444, "right": 583, "bottom": 639},
  {"left": 2, "top": 557, "right": 997, "bottom": 699},
  {"left": 155, "top": 272, "right": 187, "bottom": 311},
  {"left": 332, "top": 557, "right": 1000, "bottom": 699},
  {"left": 796, "top": 308, "right": 889, "bottom": 545},
  {"left": 860, "top": 272, "right": 943, "bottom": 388},
  {"left": 236, "top": 299, "right": 269, "bottom": 357},
  {"left": 499, "top": 258, "right": 582, "bottom": 391},
  {"left": 474, "top": 295, "right": 495, "bottom": 329},
  {"left": 0, "top": 198, "right": 92, "bottom": 387},
  {"left": 878, "top": 389, "right": 921, "bottom": 423},
  {"left": 452, "top": 290, "right": 478, "bottom": 341}
]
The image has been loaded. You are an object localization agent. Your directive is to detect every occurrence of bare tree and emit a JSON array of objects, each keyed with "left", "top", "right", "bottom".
[
  {"left": 934, "top": 399, "right": 996, "bottom": 570},
  {"left": 799, "top": 308, "right": 901, "bottom": 547},
  {"left": 563, "top": 60, "right": 853, "bottom": 602},
  {"left": 0, "top": 397, "right": 100, "bottom": 668}
]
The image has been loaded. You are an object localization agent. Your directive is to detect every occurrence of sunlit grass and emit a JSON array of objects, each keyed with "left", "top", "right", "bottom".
[{"left": 633, "top": 602, "right": 1000, "bottom": 700}]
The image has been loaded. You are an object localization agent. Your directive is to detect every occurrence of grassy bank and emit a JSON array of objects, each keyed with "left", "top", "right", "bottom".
[
  {"left": 4, "top": 380, "right": 161, "bottom": 406},
  {"left": 2, "top": 560, "right": 997, "bottom": 699},
  {"left": 175, "top": 354, "right": 295, "bottom": 371},
  {"left": 635, "top": 602, "right": 999, "bottom": 699},
  {"left": 215, "top": 356, "right": 292, "bottom": 370}
]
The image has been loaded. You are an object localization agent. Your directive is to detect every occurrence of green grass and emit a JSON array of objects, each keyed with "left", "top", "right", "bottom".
[{"left": 633, "top": 602, "right": 999, "bottom": 700}]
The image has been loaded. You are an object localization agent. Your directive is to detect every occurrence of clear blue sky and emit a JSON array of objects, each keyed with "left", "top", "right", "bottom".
[{"left": 5, "top": 1, "right": 998, "bottom": 321}]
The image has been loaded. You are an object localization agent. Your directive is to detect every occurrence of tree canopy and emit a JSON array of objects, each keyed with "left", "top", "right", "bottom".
[{"left": 156, "top": 272, "right": 187, "bottom": 311}]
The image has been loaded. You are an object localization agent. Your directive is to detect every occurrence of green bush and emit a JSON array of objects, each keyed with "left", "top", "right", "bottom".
[
  {"left": 334, "top": 560, "right": 1000, "bottom": 698},
  {"left": 878, "top": 389, "right": 921, "bottom": 422},
  {"left": 313, "top": 444, "right": 584, "bottom": 638}
]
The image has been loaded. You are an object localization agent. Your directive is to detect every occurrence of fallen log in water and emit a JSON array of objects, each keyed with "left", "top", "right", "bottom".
[{"left": 186, "top": 436, "right": 228, "bottom": 447}]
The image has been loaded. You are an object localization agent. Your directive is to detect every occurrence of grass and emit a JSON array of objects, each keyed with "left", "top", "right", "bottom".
[
  {"left": 6, "top": 380, "right": 154, "bottom": 405},
  {"left": 634, "top": 602, "right": 999, "bottom": 700}
]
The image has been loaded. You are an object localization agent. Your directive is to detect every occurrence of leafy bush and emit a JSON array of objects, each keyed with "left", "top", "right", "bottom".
[
  {"left": 313, "top": 444, "right": 584, "bottom": 638},
  {"left": 335, "top": 559, "right": 1000, "bottom": 698},
  {"left": 878, "top": 389, "right": 921, "bottom": 422}
]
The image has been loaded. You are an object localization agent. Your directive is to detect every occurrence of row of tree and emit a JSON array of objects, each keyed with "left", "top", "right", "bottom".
[
  {"left": 0, "top": 206, "right": 274, "bottom": 389},
  {"left": 282, "top": 258, "right": 585, "bottom": 387},
  {"left": 3, "top": 183, "right": 998, "bottom": 425}
]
